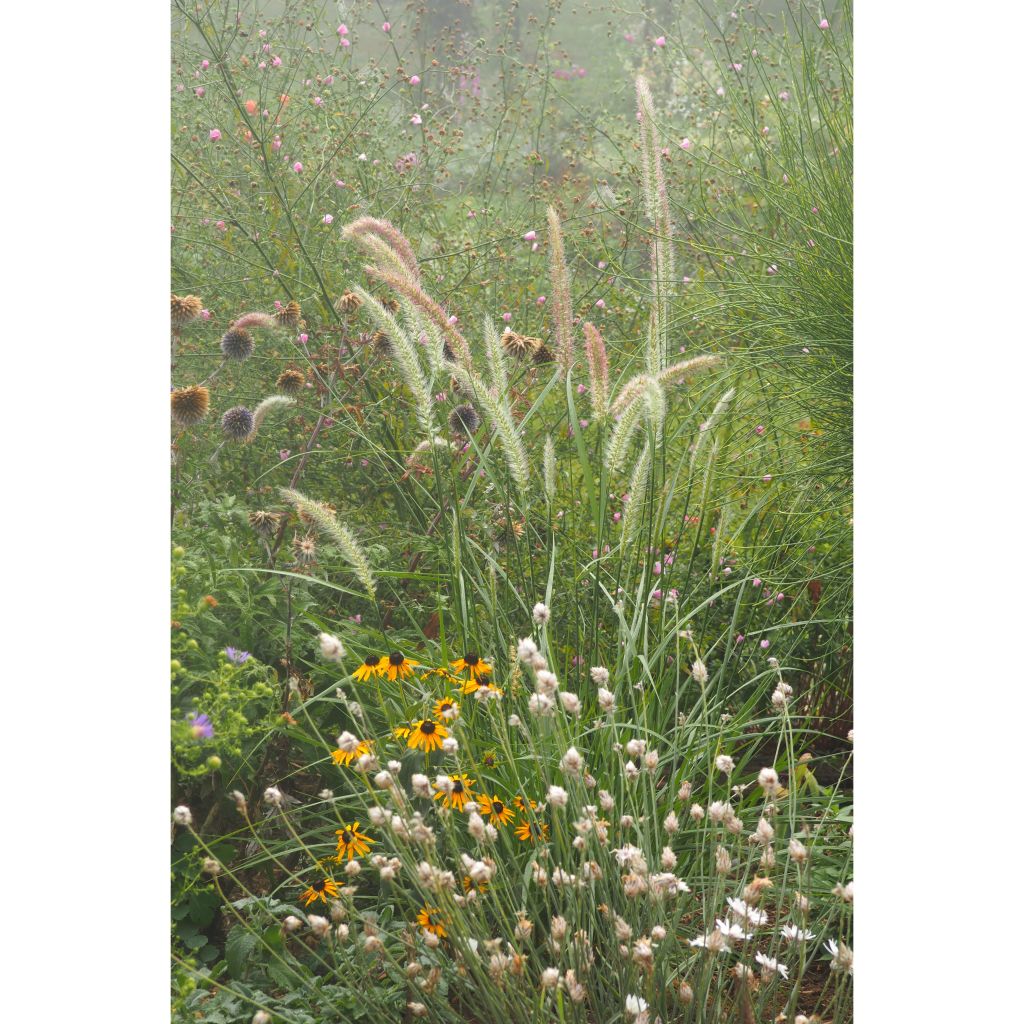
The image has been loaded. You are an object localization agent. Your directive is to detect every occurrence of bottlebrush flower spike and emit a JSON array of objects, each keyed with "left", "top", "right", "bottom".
[
  {"left": 582, "top": 322, "right": 609, "bottom": 422},
  {"left": 546, "top": 206, "right": 574, "bottom": 379}
]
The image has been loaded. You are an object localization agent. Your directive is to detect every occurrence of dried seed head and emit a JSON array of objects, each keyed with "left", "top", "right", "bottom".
[
  {"left": 276, "top": 368, "right": 306, "bottom": 395},
  {"left": 171, "top": 294, "right": 203, "bottom": 328},
  {"left": 448, "top": 403, "right": 481, "bottom": 435},
  {"left": 275, "top": 300, "right": 302, "bottom": 328},
  {"left": 335, "top": 290, "right": 363, "bottom": 314},
  {"left": 171, "top": 385, "right": 210, "bottom": 427},
  {"left": 248, "top": 510, "right": 282, "bottom": 537}
]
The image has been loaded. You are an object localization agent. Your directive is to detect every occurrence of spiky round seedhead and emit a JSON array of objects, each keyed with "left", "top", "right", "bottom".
[
  {"left": 448, "top": 403, "right": 481, "bottom": 436},
  {"left": 171, "top": 385, "right": 211, "bottom": 427},
  {"left": 248, "top": 510, "right": 282, "bottom": 537},
  {"left": 220, "top": 328, "right": 254, "bottom": 361},
  {"left": 335, "top": 291, "right": 363, "bottom": 315},
  {"left": 275, "top": 300, "right": 302, "bottom": 328},
  {"left": 171, "top": 294, "right": 203, "bottom": 328},
  {"left": 371, "top": 330, "right": 394, "bottom": 357},
  {"left": 501, "top": 331, "right": 540, "bottom": 359},
  {"left": 293, "top": 532, "right": 317, "bottom": 564},
  {"left": 379, "top": 296, "right": 399, "bottom": 314},
  {"left": 276, "top": 368, "right": 306, "bottom": 395},
  {"left": 221, "top": 406, "right": 254, "bottom": 440}
]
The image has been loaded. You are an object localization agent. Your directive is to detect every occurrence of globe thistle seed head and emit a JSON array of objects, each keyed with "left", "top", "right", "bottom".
[
  {"left": 335, "top": 291, "right": 363, "bottom": 314},
  {"left": 171, "top": 385, "right": 210, "bottom": 427},
  {"left": 221, "top": 405, "right": 254, "bottom": 440},
  {"left": 274, "top": 300, "right": 302, "bottom": 328},
  {"left": 448, "top": 403, "right": 481, "bottom": 435},
  {"left": 276, "top": 368, "right": 306, "bottom": 395},
  {"left": 220, "top": 327, "right": 254, "bottom": 361},
  {"left": 171, "top": 294, "right": 203, "bottom": 328},
  {"left": 248, "top": 510, "right": 282, "bottom": 537}
]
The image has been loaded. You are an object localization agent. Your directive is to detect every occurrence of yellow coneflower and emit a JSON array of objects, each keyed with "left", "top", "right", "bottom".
[
  {"left": 434, "top": 773, "right": 475, "bottom": 812},
  {"left": 450, "top": 652, "right": 493, "bottom": 682},
  {"left": 463, "top": 875, "right": 489, "bottom": 895},
  {"left": 352, "top": 654, "right": 384, "bottom": 682},
  {"left": 513, "top": 795, "right": 538, "bottom": 814},
  {"left": 393, "top": 724, "right": 413, "bottom": 741},
  {"left": 335, "top": 821, "right": 374, "bottom": 861},
  {"left": 276, "top": 368, "right": 306, "bottom": 395},
  {"left": 432, "top": 696, "right": 460, "bottom": 722},
  {"left": 381, "top": 651, "right": 419, "bottom": 681},
  {"left": 171, "top": 293, "right": 203, "bottom": 328},
  {"left": 514, "top": 819, "right": 550, "bottom": 843},
  {"left": 300, "top": 877, "right": 339, "bottom": 906},
  {"left": 171, "top": 385, "right": 211, "bottom": 427},
  {"left": 331, "top": 740, "right": 373, "bottom": 767},
  {"left": 460, "top": 677, "right": 503, "bottom": 698},
  {"left": 416, "top": 906, "right": 447, "bottom": 938},
  {"left": 478, "top": 793, "right": 515, "bottom": 827},
  {"left": 406, "top": 719, "right": 447, "bottom": 753}
]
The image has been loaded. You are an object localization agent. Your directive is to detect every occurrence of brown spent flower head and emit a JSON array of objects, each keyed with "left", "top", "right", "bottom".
[
  {"left": 501, "top": 331, "right": 540, "bottom": 359},
  {"left": 171, "top": 294, "right": 203, "bottom": 328},
  {"left": 275, "top": 300, "right": 302, "bottom": 328},
  {"left": 276, "top": 368, "right": 306, "bottom": 395},
  {"left": 371, "top": 330, "right": 394, "bottom": 357},
  {"left": 335, "top": 291, "right": 363, "bottom": 315},
  {"left": 379, "top": 297, "right": 400, "bottom": 314},
  {"left": 532, "top": 342, "right": 555, "bottom": 365},
  {"left": 170, "top": 385, "right": 210, "bottom": 427},
  {"left": 248, "top": 510, "right": 282, "bottom": 537}
]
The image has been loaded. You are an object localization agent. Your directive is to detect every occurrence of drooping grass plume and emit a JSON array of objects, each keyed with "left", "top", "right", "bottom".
[
  {"left": 483, "top": 316, "right": 509, "bottom": 398},
  {"left": 691, "top": 387, "right": 736, "bottom": 468},
  {"left": 543, "top": 436, "right": 556, "bottom": 505},
  {"left": 170, "top": 385, "right": 210, "bottom": 427},
  {"left": 582, "top": 322, "right": 609, "bottom": 423},
  {"left": 622, "top": 441, "right": 652, "bottom": 543},
  {"left": 343, "top": 216, "right": 422, "bottom": 285},
  {"left": 250, "top": 395, "right": 296, "bottom": 436},
  {"left": 546, "top": 205, "right": 574, "bottom": 378},
  {"left": 279, "top": 488, "right": 376, "bottom": 597},
  {"left": 229, "top": 311, "right": 278, "bottom": 332}
]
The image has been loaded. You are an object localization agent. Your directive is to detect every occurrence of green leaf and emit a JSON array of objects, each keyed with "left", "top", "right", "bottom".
[{"left": 225, "top": 926, "right": 260, "bottom": 978}]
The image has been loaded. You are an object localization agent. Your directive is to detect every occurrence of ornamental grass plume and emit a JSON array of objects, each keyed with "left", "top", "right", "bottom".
[
  {"left": 343, "top": 216, "right": 421, "bottom": 284},
  {"left": 170, "top": 385, "right": 210, "bottom": 427},
  {"left": 279, "top": 487, "right": 376, "bottom": 596},
  {"left": 582, "top": 322, "right": 609, "bottom": 423},
  {"left": 250, "top": 395, "right": 296, "bottom": 436},
  {"left": 546, "top": 205, "right": 574, "bottom": 378}
]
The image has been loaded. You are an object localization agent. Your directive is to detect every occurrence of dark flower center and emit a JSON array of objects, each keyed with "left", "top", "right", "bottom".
[
  {"left": 389, "top": 652, "right": 405, "bottom": 666},
  {"left": 312, "top": 879, "right": 326, "bottom": 891},
  {"left": 492, "top": 801, "right": 504, "bottom": 814},
  {"left": 452, "top": 780, "right": 464, "bottom": 794},
  {"left": 440, "top": 702, "right": 452, "bottom": 713},
  {"left": 420, "top": 721, "right": 436, "bottom": 735},
  {"left": 364, "top": 655, "right": 380, "bottom": 667},
  {"left": 464, "top": 653, "right": 479, "bottom": 666},
  {"left": 341, "top": 830, "right": 353, "bottom": 843},
  {"left": 484, "top": 755, "right": 496, "bottom": 766}
]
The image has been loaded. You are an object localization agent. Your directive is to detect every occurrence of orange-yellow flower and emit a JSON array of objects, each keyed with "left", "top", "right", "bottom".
[
  {"left": 450, "top": 652, "right": 493, "bottom": 681},
  {"left": 478, "top": 793, "right": 515, "bottom": 826}
]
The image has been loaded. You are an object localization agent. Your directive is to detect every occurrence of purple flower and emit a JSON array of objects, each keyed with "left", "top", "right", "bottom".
[
  {"left": 188, "top": 713, "right": 214, "bottom": 740},
  {"left": 225, "top": 647, "right": 251, "bottom": 665}
]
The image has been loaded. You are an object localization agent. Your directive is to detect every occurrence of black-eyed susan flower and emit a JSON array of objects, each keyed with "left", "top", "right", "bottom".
[
  {"left": 331, "top": 740, "right": 373, "bottom": 767},
  {"left": 406, "top": 719, "right": 447, "bottom": 753},
  {"left": 423, "top": 665, "right": 459, "bottom": 684},
  {"left": 463, "top": 875, "right": 489, "bottom": 895},
  {"left": 515, "top": 820, "right": 550, "bottom": 843},
  {"left": 450, "top": 652, "right": 493, "bottom": 682},
  {"left": 335, "top": 821, "right": 374, "bottom": 861},
  {"left": 393, "top": 724, "right": 413, "bottom": 741},
  {"left": 480, "top": 749, "right": 501, "bottom": 770},
  {"left": 513, "top": 795, "right": 539, "bottom": 814},
  {"left": 381, "top": 651, "right": 420, "bottom": 681},
  {"left": 433, "top": 773, "right": 475, "bottom": 811},
  {"left": 352, "top": 654, "right": 384, "bottom": 682},
  {"left": 460, "top": 677, "right": 503, "bottom": 698},
  {"left": 478, "top": 793, "right": 515, "bottom": 827},
  {"left": 416, "top": 906, "right": 447, "bottom": 937},
  {"left": 300, "top": 876, "right": 339, "bottom": 906},
  {"left": 433, "top": 696, "right": 460, "bottom": 722}
]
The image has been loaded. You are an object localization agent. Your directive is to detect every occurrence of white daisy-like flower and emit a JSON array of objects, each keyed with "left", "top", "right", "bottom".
[
  {"left": 726, "top": 897, "right": 769, "bottom": 928},
  {"left": 624, "top": 994, "right": 648, "bottom": 1019},
  {"left": 826, "top": 938, "right": 854, "bottom": 974},
  {"left": 716, "top": 917, "right": 753, "bottom": 942},
  {"left": 780, "top": 923, "right": 816, "bottom": 942},
  {"left": 754, "top": 951, "right": 789, "bottom": 979}
]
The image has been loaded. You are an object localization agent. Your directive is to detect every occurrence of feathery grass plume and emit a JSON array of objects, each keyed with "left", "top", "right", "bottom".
[
  {"left": 635, "top": 77, "right": 658, "bottom": 223},
  {"left": 482, "top": 317, "right": 509, "bottom": 397},
  {"left": 691, "top": 387, "right": 736, "bottom": 467},
  {"left": 449, "top": 363, "right": 529, "bottom": 497},
  {"left": 352, "top": 286, "right": 436, "bottom": 439},
  {"left": 658, "top": 355, "right": 723, "bottom": 388},
  {"left": 645, "top": 377, "right": 666, "bottom": 446},
  {"left": 230, "top": 312, "right": 278, "bottom": 332},
  {"left": 582, "top": 322, "right": 609, "bottom": 423},
  {"left": 407, "top": 438, "right": 459, "bottom": 467},
  {"left": 279, "top": 488, "right": 376, "bottom": 597},
  {"left": 610, "top": 374, "right": 652, "bottom": 420},
  {"left": 171, "top": 294, "right": 203, "bottom": 329},
  {"left": 546, "top": 206, "right": 574, "bottom": 378},
  {"left": 604, "top": 389, "right": 650, "bottom": 474},
  {"left": 543, "top": 436, "right": 556, "bottom": 505},
  {"left": 364, "top": 265, "right": 474, "bottom": 372},
  {"left": 171, "top": 385, "right": 210, "bottom": 427},
  {"left": 250, "top": 395, "right": 296, "bottom": 436},
  {"left": 622, "top": 441, "right": 652, "bottom": 543},
  {"left": 343, "top": 216, "right": 421, "bottom": 285}
]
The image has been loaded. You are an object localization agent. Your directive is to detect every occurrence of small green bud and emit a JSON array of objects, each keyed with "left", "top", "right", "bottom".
[
  {"left": 170, "top": 659, "right": 182, "bottom": 672},
  {"left": 206, "top": 755, "right": 222, "bottom": 770},
  {"left": 173, "top": 546, "right": 186, "bottom": 558},
  {"left": 186, "top": 639, "right": 199, "bottom": 650}
]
